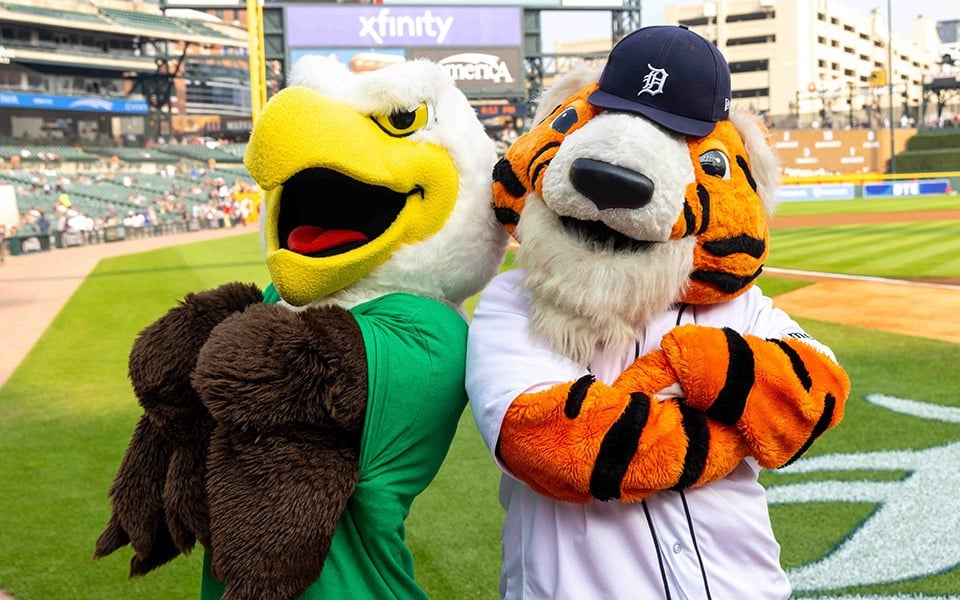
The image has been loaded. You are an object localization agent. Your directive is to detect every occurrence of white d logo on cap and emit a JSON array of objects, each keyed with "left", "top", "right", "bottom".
[{"left": 637, "top": 64, "right": 669, "bottom": 97}]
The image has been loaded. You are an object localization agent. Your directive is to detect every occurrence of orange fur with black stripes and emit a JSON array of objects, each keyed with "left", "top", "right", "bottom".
[{"left": 489, "top": 64, "right": 849, "bottom": 503}]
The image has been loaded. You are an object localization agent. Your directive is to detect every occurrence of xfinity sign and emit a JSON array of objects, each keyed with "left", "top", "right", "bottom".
[
  {"left": 359, "top": 9, "right": 454, "bottom": 45},
  {"left": 285, "top": 6, "right": 522, "bottom": 48}
]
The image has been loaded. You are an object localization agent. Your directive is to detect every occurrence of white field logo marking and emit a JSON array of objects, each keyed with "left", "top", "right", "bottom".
[{"left": 766, "top": 394, "right": 960, "bottom": 599}]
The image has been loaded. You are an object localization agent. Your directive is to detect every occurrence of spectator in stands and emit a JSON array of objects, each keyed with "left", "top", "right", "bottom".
[{"left": 37, "top": 210, "right": 50, "bottom": 236}]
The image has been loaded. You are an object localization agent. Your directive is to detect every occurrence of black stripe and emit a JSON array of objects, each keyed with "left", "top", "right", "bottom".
[
  {"left": 689, "top": 267, "right": 763, "bottom": 294},
  {"left": 494, "top": 206, "right": 520, "bottom": 228},
  {"left": 492, "top": 157, "right": 527, "bottom": 199},
  {"left": 679, "top": 490, "right": 712, "bottom": 599},
  {"left": 783, "top": 393, "right": 837, "bottom": 467},
  {"left": 696, "top": 184, "right": 711, "bottom": 234},
  {"left": 736, "top": 155, "right": 758, "bottom": 192},
  {"left": 769, "top": 339, "right": 813, "bottom": 392},
  {"left": 494, "top": 435, "right": 507, "bottom": 469},
  {"left": 702, "top": 234, "right": 766, "bottom": 259},
  {"left": 706, "top": 328, "right": 753, "bottom": 425},
  {"left": 682, "top": 201, "right": 696, "bottom": 237},
  {"left": 671, "top": 403, "right": 710, "bottom": 490},
  {"left": 526, "top": 141, "right": 561, "bottom": 182},
  {"left": 590, "top": 392, "right": 650, "bottom": 501},
  {"left": 642, "top": 500, "right": 673, "bottom": 600},
  {"left": 530, "top": 159, "right": 552, "bottom": 191},
  {"left": 564, "top": 375, "right": 595, "bottom": 419}
]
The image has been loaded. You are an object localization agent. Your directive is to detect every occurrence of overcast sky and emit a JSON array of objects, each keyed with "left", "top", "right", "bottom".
[{"left": 541, "top": 0, "right": 959, "bottom": 52}]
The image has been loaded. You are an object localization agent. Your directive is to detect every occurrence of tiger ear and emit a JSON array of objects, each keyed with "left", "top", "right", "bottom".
[
  {"left": 531, "top": 62, "right": 602, "bottom": 124},
  {"left": 728, "top": 110, "right": 781, "bottom": 215},
  {"left": 492, "top": 156, "right": 525, "bottom": 237}
]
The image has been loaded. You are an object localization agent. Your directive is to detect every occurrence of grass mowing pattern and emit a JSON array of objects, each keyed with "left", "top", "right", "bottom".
[
  {"left": 773, "top": 194, "right": 958, "bottom": 216},
  {"left": 770, "top": 219, "right": 960, "bottom": 279},
  {"left": 2, "top": 200, "right": 959, "bottom": 598}
]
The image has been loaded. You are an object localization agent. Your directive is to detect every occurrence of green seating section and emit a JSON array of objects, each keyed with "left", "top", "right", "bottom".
[
  {"left": 174, "top": 18, "right": 229, "bottom": 39},
  {"left": 0, "top": 145, "right": 97, "bottom": 163},
  {"left": 895, "top": 130, "right": 960, "bottom": 173},
  {"left": 160, "top": 144, "right": 247, "bottom": 163},
  {"left": 84, "top": 147, "right": 180, "bottom": 163},
  {"left": 0, "top": 2, "right": 107, "bottom": 24},
  {"left": 97, "top": 7, "right": 189, "bottom": 34}
]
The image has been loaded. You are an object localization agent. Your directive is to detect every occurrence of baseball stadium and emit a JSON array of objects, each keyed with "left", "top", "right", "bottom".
[{"left": 0, "top": 1, "right": 958, "bottom": 599}]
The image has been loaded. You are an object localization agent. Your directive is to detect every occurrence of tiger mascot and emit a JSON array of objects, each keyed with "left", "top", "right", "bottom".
[{"left": 466, "top": 26, "right": 850, "bottom": 599}]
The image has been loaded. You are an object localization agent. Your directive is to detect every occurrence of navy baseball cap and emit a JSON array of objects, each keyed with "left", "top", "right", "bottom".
[{"left": 588, "top": 25, "right": 732, "bottom": 137}]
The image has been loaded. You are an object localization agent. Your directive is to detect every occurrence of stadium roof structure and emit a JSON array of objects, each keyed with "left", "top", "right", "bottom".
[{"left": 0, "top": 1, "right": 246, "bottom": 48}]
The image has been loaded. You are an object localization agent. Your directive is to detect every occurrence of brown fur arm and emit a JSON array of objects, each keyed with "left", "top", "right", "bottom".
[
  {"left": 498, "top": 350, "right": 749, "bottom": 504},
  {"left": 191, "top": 303, "right": 367, "bottom": 600},
  {"left": 660, "top": 324, "right": 850, "bottom": 468},
  {"left": 95, "top": 282, "right": 263, "bottom": 575}
]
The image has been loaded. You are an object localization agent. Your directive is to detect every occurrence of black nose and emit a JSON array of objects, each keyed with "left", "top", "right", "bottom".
[{"left": 570, "top": 158, "right": 654, "bottom": 210}]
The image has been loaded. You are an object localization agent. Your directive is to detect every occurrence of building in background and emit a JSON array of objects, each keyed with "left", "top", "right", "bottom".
[{"left": 666, "top": 0, "right": 958, "bottom": 130}]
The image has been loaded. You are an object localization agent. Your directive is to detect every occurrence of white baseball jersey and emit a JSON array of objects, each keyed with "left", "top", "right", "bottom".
[{"left": 466, "top": 269, "right": 833, "bottom": 599}]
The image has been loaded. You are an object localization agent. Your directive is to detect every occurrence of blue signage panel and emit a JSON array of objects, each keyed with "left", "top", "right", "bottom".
[
  {"left": 862, "top": 180, "right": 951, "bottom": 198},
  {"left": 285, "top": 6, "right": 522, "bottom": 48},
  {"left": 775, "top": 184, "right": 857, "bottom": 202},
  {"left": 0, "top": 92, "right": 148, "bottom": 114}
]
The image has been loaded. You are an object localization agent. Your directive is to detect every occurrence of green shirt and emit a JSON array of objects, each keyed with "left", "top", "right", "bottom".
[{"left": 201, "top": 292, "right": 469, "bottom": 599}]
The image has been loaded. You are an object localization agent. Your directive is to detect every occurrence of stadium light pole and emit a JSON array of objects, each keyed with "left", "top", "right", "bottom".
[
  {"left": 247, "top": 0, "right": 267, "bottom": 125},
  {"left": 886, "top": 0, "right": 896, "bottom": 174}
]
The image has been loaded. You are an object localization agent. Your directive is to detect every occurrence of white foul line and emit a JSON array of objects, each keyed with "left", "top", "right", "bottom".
[{"left": 763, "top": 267, "right": 960, "bottom": 291}]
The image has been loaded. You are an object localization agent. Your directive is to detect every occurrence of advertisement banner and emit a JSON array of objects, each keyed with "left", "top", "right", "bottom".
[
  {"left": 289, "top": 48, "right": 407, "bottom": 73},
  {"left": 285, "top": 6, "right": 522, "bottom": 48},
  {"left": 0, "top": 92, "right": 148, "bottom": 114},
  {"left": 775, "top": 184, "right": 857, "bottom": 202},
  {"left": 9, "top": 235, "right": 50, "bottom": 255},
  {"left": 862, "top": 179, "right": 951, "bottom": 198},
  {"left": 409, "top": 48, "right": 523, "bottom": 96},
  {"left": 380, "top": 0, "right": 559, "bottom": 4},
  {"left": 58, "top": 230, "right": 87, "bottom": 248}
]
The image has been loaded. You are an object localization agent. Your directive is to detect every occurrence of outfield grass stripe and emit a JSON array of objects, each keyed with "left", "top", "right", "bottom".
[
  {"left": 773, "top": 195, "right": 958, "bottom": 217},
  {"left": 770, "top": 221, "right": 960, "bottom": 277},
  {"left": 825, "top": 229, "right": 957, "bottom": 276},
  {"left": 815, "top": 227, "right": 954, "bottom": 271},
  {"left": 876, "top": 242, "right": 960, "bottom": 278},
  {"left": 771, "top": 229, "right": 854, "bottom": 259},
  {"left": 769, "top": 229, "right": 885, "bottom": 265}
]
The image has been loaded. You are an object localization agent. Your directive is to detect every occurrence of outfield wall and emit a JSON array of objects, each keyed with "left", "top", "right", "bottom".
[
  {"left": 776, "top": 176, "right": 956, "bottom": 202},
  {"left": 771, "top": 128, "right": 914, "bottom": 176}
]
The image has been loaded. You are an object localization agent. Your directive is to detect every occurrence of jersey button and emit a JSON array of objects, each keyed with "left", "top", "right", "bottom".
[{"left": 672, "top": 543, "right": 682, "bottom": 554}]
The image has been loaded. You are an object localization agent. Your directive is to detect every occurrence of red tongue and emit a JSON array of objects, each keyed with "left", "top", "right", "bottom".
[{"left": 287, "top": 225, "right": 368, "bottom": 255}]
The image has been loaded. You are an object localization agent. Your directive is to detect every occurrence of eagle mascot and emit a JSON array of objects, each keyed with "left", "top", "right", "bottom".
[{"left": 94, "top": 56, "right": 508, "bottom": 600}]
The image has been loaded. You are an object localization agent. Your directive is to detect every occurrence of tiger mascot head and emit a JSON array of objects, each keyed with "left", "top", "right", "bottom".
[{"left": 492, "top": 25, "right": 781, "bottom": 364}]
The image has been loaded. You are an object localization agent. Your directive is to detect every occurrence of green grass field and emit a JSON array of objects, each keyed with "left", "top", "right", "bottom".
[
  {"left": 0, "top": 196, "right": 958, "bottom": 599},
  {"left": 771, "top": 194, "right": 957, "bottom": 216}
]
